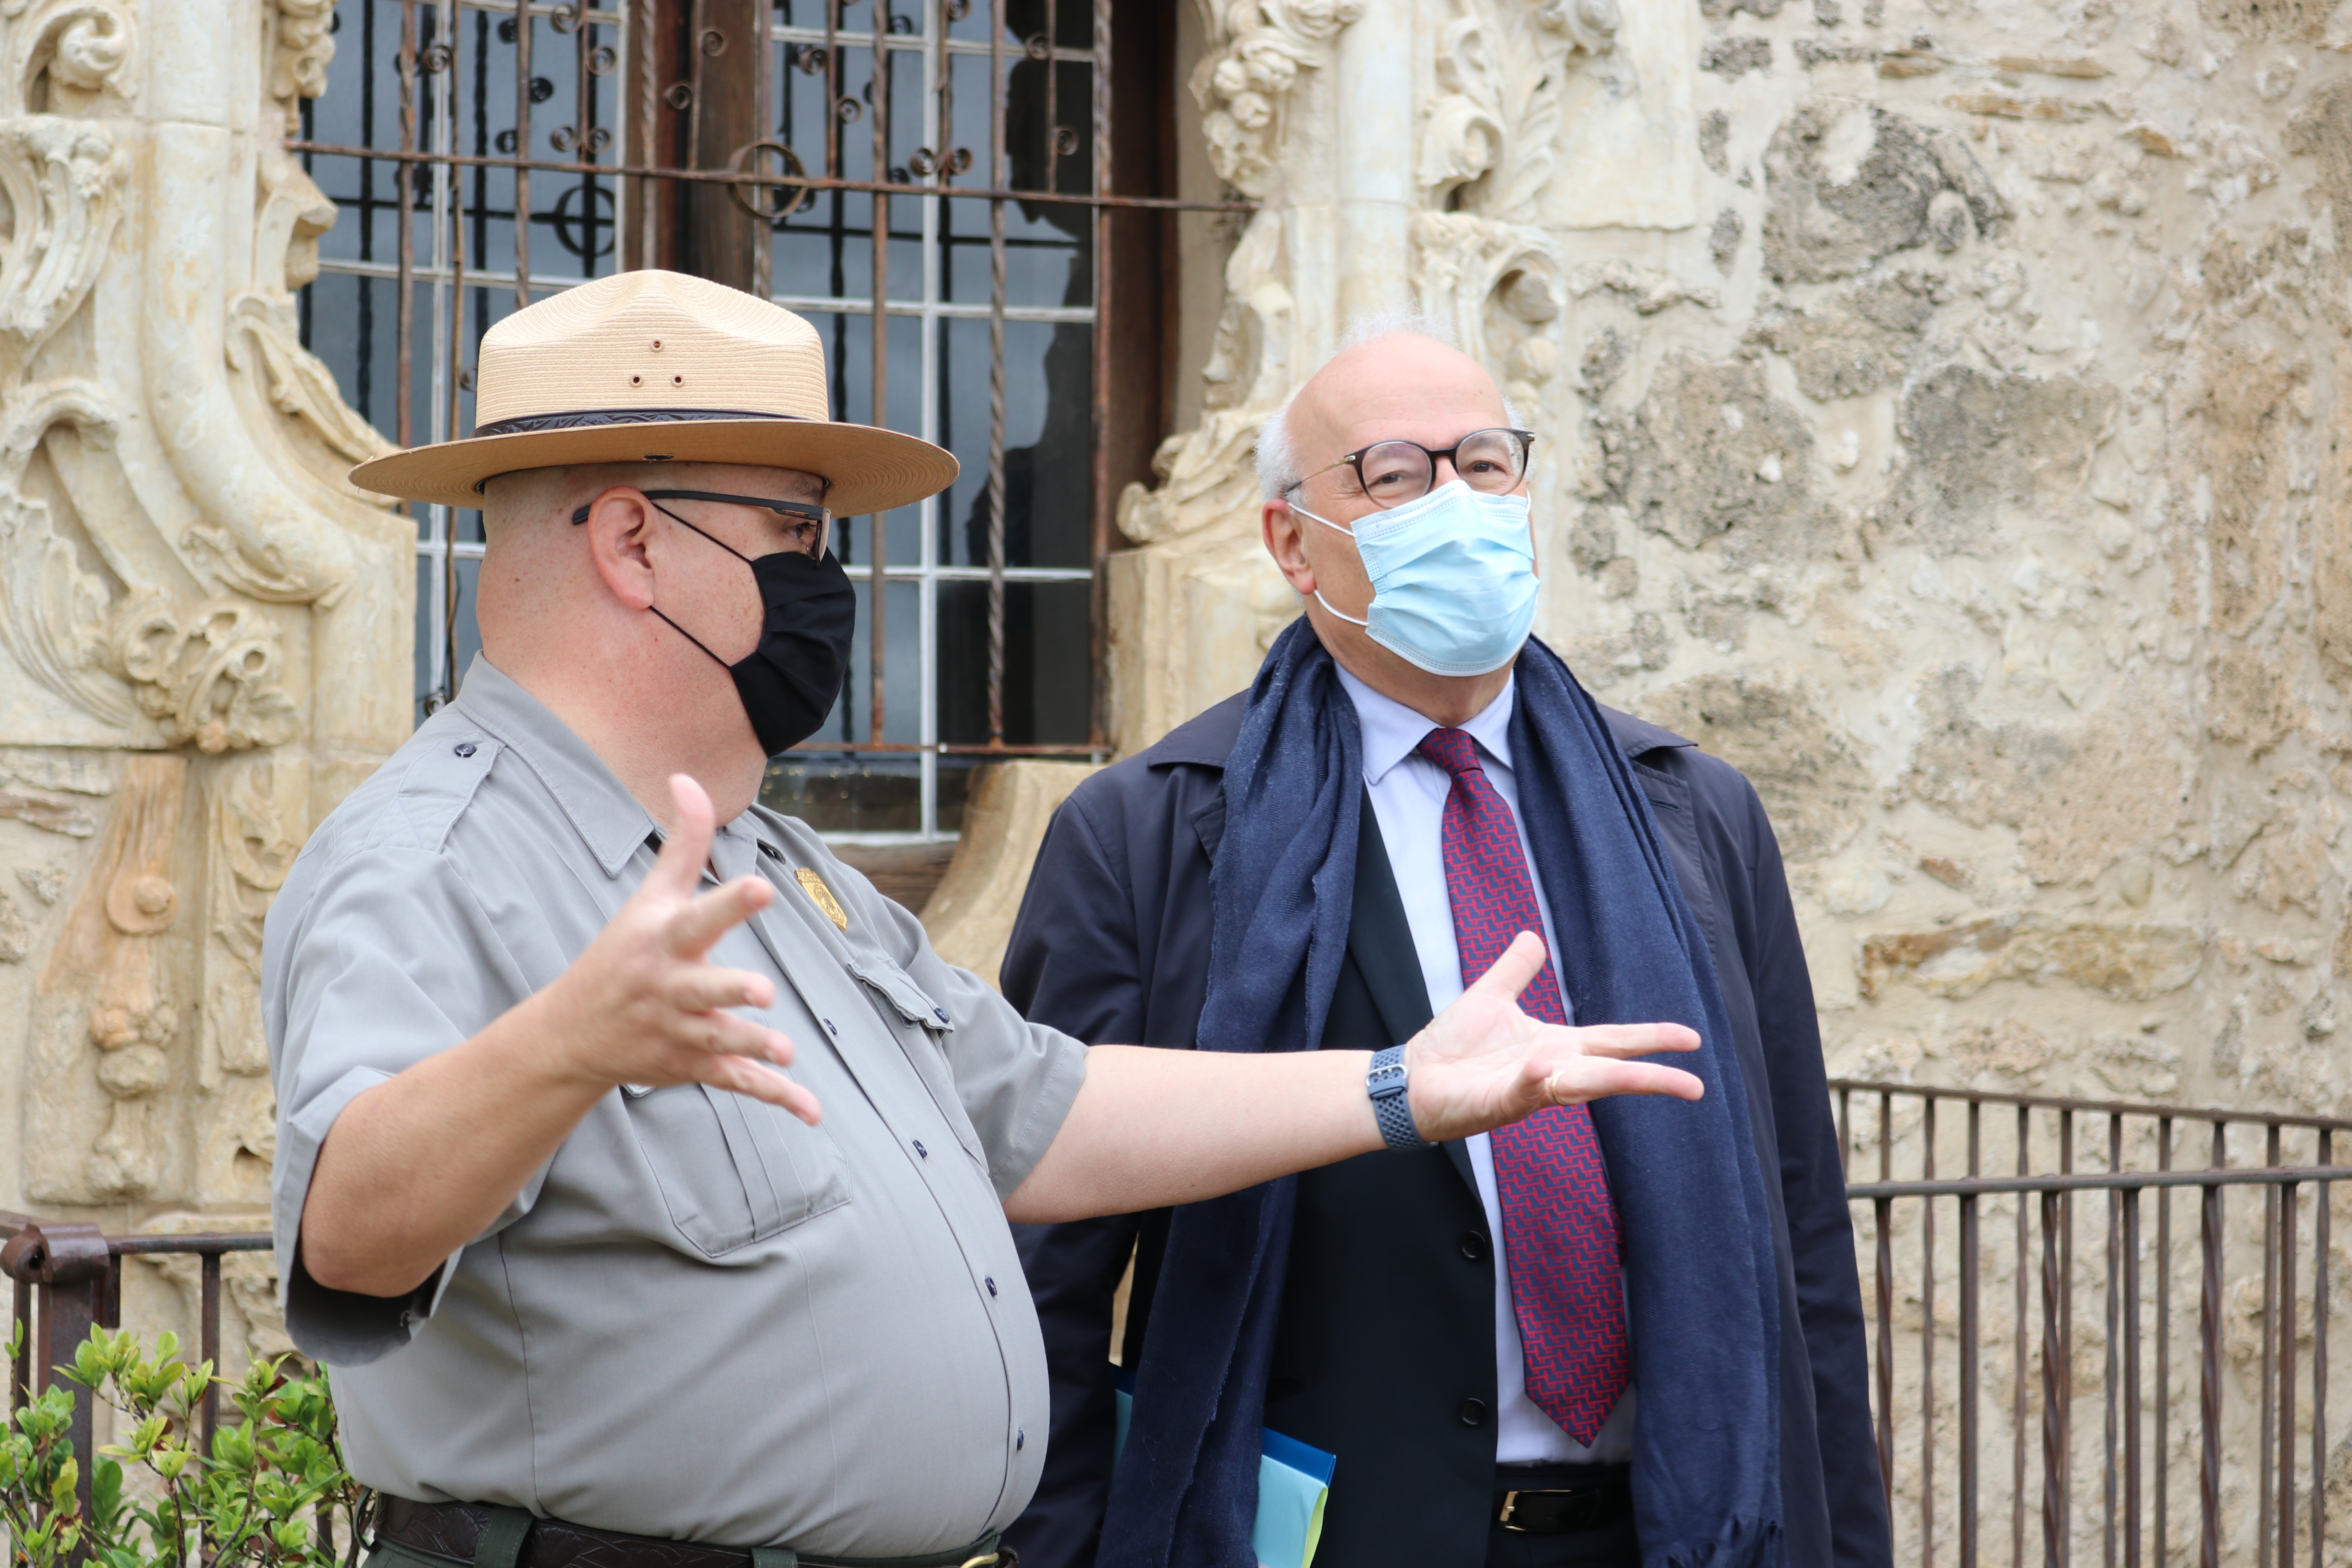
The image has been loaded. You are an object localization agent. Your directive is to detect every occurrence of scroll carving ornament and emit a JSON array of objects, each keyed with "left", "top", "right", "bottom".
[
  {"left": 212, "top": 147, "right": 392, "bottom": 592},
  {"left": 1419, "top": 0, "right": 1617, "bottom": 212},
  {"left": 1192, "top": 0, "right": 1365, "bottom": 198},
  {"left": 269, "top": 0, "right": 337, "bottom": 131},
  {"left": 0, "top": 0, "right": 134, "bottom": 116}
]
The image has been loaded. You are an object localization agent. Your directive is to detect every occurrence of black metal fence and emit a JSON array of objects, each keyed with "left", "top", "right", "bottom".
[{"left": 1833, "top": 1079, "right": 2352, "bottom": 1568}]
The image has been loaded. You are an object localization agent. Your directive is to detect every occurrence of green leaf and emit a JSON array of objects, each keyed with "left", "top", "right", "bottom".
[{"left": 91, "top": 1455, "right": 123, "bottom": 1528}]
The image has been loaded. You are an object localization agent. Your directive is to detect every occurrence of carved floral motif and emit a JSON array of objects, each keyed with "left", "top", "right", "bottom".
[
  {"left": 0, "top": 380, "right": 129, "bottom": 723},
  {"left": 1191, "top": 0, "right": 1365, "bottom": 198},
  {"left": 0, "top": 112, "right": 125, "bottom": 364},
  {"left": 226, "top": 295, "right": 398, "bottom": 474},
  {"left": 116, "top": 595, "right": 301, "bottom": 754},
  {"left": 268, "top": 0, "right": 336, "bottom": 131},
  {"left": 0, "top": 0, "right": 134, "bottom": 115},
  {"left": 1420, "top": 0, "right": 1616, "bottom": 212}
]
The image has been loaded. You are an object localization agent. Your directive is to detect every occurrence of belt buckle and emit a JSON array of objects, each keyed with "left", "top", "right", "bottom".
[{"left": 1495, "top": 1486, "right": 1603, "bottom": 1535}]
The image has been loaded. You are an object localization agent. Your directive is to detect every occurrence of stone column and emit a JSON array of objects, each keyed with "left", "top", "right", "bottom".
[{"left": 0, "top": 0, "right": 410, "bottom": 1255}]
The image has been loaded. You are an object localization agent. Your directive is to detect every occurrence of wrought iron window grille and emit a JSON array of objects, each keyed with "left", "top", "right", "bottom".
[{"left": 291, "top": 1, "right": 1243, "bottom": 840}]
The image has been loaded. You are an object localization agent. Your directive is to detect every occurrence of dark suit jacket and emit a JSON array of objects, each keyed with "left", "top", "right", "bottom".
[{"left": 1000, "top": 690, "right": 1891, "bottom": 1568}]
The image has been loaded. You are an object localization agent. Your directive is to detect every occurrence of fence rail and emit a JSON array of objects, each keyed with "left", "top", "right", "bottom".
[
  {"left": 0, "top": 1214, "right": 272, "bottom": 1517},
  {"left": 1829, "top": 1078, "right": 2352, "bottom": 1568}
]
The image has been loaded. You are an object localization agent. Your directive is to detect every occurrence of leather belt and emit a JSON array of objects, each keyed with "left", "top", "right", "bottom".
[
  {"left": 372, "top": 1496, "right": 1014, "bottom": 1568},
  {"left": 1492, "top": 1479, "right": 1633, "bottom": 1535}
]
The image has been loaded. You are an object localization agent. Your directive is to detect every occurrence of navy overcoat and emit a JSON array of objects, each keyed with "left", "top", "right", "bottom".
[{"left": 1001, "top": 686, "right": 1891, "bottom": 1568}]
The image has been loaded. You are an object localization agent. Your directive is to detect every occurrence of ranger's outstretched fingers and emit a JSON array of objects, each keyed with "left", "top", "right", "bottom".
[
  {"left": 643, "top": 773, "right": 719, "bottom": 899},
  {"left": 663, "top": 877, "right": 775, "bottom": 959},
  {"left": 666, "top": 961, "right": 777, "bottom": 1015}
]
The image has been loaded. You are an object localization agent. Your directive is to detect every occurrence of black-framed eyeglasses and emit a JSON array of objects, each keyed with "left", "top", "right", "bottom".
[
  {"left": 1285, "top": 427, "right": 1536, "bottom": 509},
  {"left": 570, "top": 489, "right": 832, "bottom": 557}
]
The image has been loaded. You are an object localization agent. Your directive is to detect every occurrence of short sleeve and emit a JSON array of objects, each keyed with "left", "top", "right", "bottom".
[{"left": 263, "top": 844, "right": 543, "bottom": 1365}]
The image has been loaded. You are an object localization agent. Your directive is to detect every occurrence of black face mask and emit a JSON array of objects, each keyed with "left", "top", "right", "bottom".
[{"left": 645, "top": 503, "right": 855, "bottom": 756}]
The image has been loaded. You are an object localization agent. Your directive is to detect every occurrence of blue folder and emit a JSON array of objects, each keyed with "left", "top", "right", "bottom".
[{"left": 1112, "top": 1366, "right": 1336, "bottom": 1568}]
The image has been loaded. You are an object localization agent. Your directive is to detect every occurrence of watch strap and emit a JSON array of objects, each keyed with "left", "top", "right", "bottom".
[{"left": 1367, "top": 1045, "right": 1427, "bottom": 1151}]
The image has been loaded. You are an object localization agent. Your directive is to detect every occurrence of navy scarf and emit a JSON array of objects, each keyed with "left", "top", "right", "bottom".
[{"left": 1097, "top": 621, "right": 1785, "bottom": 1568}]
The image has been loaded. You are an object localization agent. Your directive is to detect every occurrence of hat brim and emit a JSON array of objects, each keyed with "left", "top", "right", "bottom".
[{"left": 348, "top": 418, "right": 959, "bottom": 516}]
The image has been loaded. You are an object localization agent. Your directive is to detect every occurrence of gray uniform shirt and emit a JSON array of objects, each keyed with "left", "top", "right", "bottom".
[{"left": 263, "top": 659, "right": 1088, "bottom": 1556}]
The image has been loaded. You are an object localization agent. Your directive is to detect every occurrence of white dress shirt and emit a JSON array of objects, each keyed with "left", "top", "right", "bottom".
[{"left": 1334, "top": 664, "right": 1636, "bottom": 1466}]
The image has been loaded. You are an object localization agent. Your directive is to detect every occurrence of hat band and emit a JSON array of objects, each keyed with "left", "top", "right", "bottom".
[{"left": 471, "top": 407, "right": 808, "bottom": 438}]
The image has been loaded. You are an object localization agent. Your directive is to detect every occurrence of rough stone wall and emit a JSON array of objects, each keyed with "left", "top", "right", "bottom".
[
  {"left": 1608, "top": 3, "right": 2352, "bottom": 1142},
  {"left": 1091, "top": 0, "right": 2352, "bottom": 1555}
]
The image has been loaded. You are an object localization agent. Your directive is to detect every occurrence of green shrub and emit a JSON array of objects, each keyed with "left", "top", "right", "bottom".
[{"left": 1, "top": 1323, "right": 360, "bottom": 1568}]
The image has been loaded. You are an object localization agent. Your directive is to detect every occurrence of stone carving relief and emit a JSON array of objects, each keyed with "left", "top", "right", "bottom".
[
  {"left": 268, "top": 0, "right": 337, "bottom": 132},
  {"left": 0, "top": 383, "right": 128, "bottom": 725},
  {"left": 35, "top": 753, "right": 185, "bottom": 1200},
  {"left": 1191, "top": 0, "right": 1365, "bottom": 200},
  {"left": 0, "top": 1, "right": 412, "bottom": 1222},
  {"left": 0, "top": 111, "right": 123, "bottom": 357},
  {"left": 118, "top": 595, "right": 301, "bottom": 753},
  {"left": 1, "top": 0, "right": 134, "bottom": 116}
]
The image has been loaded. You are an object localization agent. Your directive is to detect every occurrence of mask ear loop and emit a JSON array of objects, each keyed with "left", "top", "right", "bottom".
[
  {"left": 639, "top": 499, "right": 757, "bottom": 671},
  {"left": 1288, "top": 498, "right": 1373, "bottom": 627}
]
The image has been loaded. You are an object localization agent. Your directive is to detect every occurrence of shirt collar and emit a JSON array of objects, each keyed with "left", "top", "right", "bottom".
[
  {"left": 450, "top": 655, "right": 670, "bottom": 879},
  {"left": 1333, "top": 662, "right": 1517, "bottom": 786}
]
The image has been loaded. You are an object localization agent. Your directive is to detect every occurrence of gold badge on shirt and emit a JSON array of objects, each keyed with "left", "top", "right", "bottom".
[{"left": 795, "top": 866, "right": 849, "bottom": 931}]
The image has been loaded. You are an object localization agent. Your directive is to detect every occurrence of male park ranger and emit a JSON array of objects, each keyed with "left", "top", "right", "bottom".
[{"left": 262, "top": 270, "right": 1708, "bottom": 1568}]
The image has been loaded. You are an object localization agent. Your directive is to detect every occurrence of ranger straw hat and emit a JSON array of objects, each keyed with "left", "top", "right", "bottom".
[{"left": 349, "top": 269, "right": 957, "bottom": 515}]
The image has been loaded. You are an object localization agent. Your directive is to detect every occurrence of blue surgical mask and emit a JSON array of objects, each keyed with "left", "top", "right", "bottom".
[{"left": 1293, "top": 480, "right": 1539, "bottom": 677}]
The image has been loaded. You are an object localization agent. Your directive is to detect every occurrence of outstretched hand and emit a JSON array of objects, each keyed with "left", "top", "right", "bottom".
[
  {"left": 1402, "top": 931, "right": 1703, "bottom": 1143},
  {"left": 544, "top": 774, "right": 822, "bottom": 1123}
]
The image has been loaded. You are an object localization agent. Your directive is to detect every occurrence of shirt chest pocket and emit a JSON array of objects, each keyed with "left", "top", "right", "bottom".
[
  {"left": 846, "top": 955, "right": 989, "bottom": 1169},
  {"left": 627, "top": 1084, "right": 851, "bottom": 1257}
]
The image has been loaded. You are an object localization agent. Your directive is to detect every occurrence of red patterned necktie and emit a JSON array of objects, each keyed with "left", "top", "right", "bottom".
[{"left": 1416, "top": 725, "right": 1629, "bottom": 1445}]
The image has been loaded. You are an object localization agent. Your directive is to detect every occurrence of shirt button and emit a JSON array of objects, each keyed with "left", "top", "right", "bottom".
[
  {"left": 823, "top": 1019, "right": 838, "bottom": 1037},
  {"left": 985, "top": 1276, "right": 998, "bottom": 1296},
  {"left": 933, "top": 1007, "right": 950, "bottom": 1024},
  {"left": 1016, "top": 1429, "right": 1025, "bottom": 1451},
  {"left": 913, "top": 1140, "right": 927, "bottom": 1158},
  {"left": 454, "top": 742, "right": 477, "bottom": 758},
  {"left": 1456, "top": 1398, "right": 1488, "bottom": 1427},
  {"left": 1459, "top": 1231, "right": 1488, "bottom": 1262}
]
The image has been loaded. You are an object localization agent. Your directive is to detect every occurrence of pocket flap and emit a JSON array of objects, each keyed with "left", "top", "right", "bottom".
[{"left": 848, "top": 958, "right": 957, "bottom": 1033}]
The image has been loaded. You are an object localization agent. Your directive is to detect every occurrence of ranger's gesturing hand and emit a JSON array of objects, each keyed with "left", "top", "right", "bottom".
[
  {"left": 540, "top": 773, "right": 821, "bottom": 1124},
  {"left": 299, "top": 773, "right": 819, "bottom": 1299}
]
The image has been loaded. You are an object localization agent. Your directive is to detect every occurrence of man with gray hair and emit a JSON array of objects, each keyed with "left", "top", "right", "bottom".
[{"left": 1002, "top": 322, "right": 1889, "bottom": 1568}]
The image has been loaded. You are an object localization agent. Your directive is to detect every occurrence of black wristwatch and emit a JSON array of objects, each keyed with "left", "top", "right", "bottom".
[{"left": 1367, "top": 1045, "right": 1428, "bottom": 1151}]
